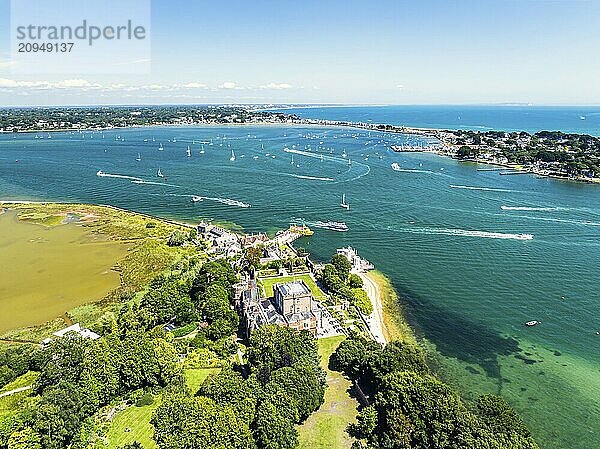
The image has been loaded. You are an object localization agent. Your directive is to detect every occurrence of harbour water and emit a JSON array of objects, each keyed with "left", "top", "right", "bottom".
[{"left": 1, "top": 117, "right": 599, "bottom": 448}]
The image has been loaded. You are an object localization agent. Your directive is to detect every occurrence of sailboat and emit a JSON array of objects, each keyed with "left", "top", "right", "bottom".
[
  {"left": 157, "top": 168, "right": 164, "bottom": 178},
  {"left": 136, "top": 153, "right": 141, "bottom": 162},
  {"left": 229, "top": 149, "right": 236, "bottom": 161},
  {"left": 340, "top": 194, "right": 350, "bottom": 210},
  {"left": 158, "top": 143, "right": 164, "bottom": 151},
  {"left": 200, "top": 145, "right": 205, "bottom": 154},
  {"left": 186, "top": 146, "right": 191, "bottom": 157}
]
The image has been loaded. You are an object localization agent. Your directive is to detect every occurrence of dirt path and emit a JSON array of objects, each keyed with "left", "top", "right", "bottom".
[{"left": 0, "top": 385, "right": 32, "bottom": 398}]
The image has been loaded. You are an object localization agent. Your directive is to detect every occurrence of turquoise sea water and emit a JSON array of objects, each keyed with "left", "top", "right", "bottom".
[{"left": 1, "top": 120, "right": 599, "bottom": 448}]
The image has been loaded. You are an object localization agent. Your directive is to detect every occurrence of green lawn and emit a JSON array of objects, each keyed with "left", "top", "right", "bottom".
[
  {"left": 184, "top": 368, "right": 220, "bottom": 393},
  {"left": 258, "top": 274, "right": 327, "bottom": 301},
  {"left": 106, "top": 396, "right": 161, "bottom": 449},
  {"left": 297, "top": 336, "right": 358, "bottom": 449},
  {"left": 0, "top": 371, "right": 38, "bottom": 394}
]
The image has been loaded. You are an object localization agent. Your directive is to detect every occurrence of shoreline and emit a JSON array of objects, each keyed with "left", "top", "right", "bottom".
[
  {"left": 359, "top": 270, "right": 416, "bottom": 345},
  {"left": 1, "top": 201, "right": 413, "bottom": 351}
]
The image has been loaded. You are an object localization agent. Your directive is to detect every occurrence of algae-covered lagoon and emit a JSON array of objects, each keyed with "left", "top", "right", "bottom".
[
  {"left": 0, "top": 203, "right": 194, "bottom": 337},
  {"left": 0, "top": 209, "right": 126, "bottom": 333}
]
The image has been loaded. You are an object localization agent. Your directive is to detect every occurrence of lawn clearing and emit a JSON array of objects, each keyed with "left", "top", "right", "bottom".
[
  {"left": 258, "top": 274, "right": 327, "bottom": 301},
  {"left": 106, "top": 396, "right": 161, "bottom": 449},
  {"left": 297, "top": 335, "right": 358, "bottom": 449},
  {"left": 184, "top": 368, "right": 220, "bottom": 393}
]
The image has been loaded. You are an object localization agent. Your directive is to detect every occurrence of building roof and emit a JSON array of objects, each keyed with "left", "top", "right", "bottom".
[
  {"left": 53, "top": 323, "right": 100, "bottom": 340},
  {"left": 275, "top": 280, "right": 311, "bottom": 297}
]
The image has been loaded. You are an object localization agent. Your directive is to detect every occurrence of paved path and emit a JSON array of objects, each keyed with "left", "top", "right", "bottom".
[
  {"left": 358, "top": 272, "right": 388, "bottom": 345},
  {"left": 0, "top": 385, "right": 32, "bottom": 399}
]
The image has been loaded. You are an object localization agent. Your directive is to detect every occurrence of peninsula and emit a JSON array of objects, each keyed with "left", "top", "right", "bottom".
[{"left": 0, "top": 202, "right": 538, "bottom": 449}]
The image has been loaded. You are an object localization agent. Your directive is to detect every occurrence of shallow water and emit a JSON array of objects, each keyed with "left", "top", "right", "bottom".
[
  {"left": 0, "top": 125, "right": 599, "bottom": 447},
  {"left": 0, "top": 211, "right": 126, "bottom": 332}
]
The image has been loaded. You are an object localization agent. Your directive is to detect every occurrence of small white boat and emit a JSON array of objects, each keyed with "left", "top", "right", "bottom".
[
  {"left": 200, "top": 145, "right": 205, "bottom": 154},
  {"left": 136, "top": 153, "right": 141, "bottom": 162},
  {"left": 186, "top": 146, "right": 191, "bottom": 157},
  {"left": 157, "top": 168, "right": 164, "bottom": 178},
  {"left": 391, "top": 162, "right": 401, "bottom": 171},
  {"left": 525, "top": 320, "right": 539, "bottom": 327},
  {"left": 253, "top": 155, "right": 259, "bottom": 160},
  {"left": 340, "top": 194, "right": 350, "bottom": 210},
  {"left": 96, "top": 170, "right": 105, "bottom": 177},
  {"left": 191, "top": 196, "right": 203, "bottom": 203},
  {"left": 229, "top": 149, "right": 236, "bottom": 161},
  {"left": 158, "top": 143, "right": 164, "bottom": 151}
]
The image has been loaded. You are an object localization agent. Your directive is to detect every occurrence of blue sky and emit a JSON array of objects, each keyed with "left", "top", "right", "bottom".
[{"left": 1, "top": 0, "right": 599, "bottom": 105}]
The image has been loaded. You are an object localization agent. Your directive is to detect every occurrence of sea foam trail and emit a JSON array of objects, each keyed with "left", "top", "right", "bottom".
[
  {"left": 501, "top": 205, "right": 557, "bottom": 212},
  {"left": 288, "top": 174, "right": 335, "bottom": 181},
  {"left": 193, "top": 195, "right": 251, "bottom": 208},
  {"left": 131, "top": 180, "right": 180, "bottom": 188},
  {"left": 96, "top": 172, "right": 143, "bottom": 182},
  {"left": 393, "top": 168, "right": 440, "bottom": 175},
  {"left": 395, "top": 226, "right": 533, "bottom": 241},
  {"left": 450, "top": 185, "right": 518, "bottom": 193}
]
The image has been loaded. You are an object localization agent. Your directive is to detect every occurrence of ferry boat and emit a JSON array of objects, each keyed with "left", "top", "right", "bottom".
[
  {"left": 340, "top": 194, "right": 350, "bottom": 210},
  {"left": 391, "top": 162, "right": 401, "bottom": 171},
  {"left": 314, "top": 221, "right": 349, "bottom": 232}
]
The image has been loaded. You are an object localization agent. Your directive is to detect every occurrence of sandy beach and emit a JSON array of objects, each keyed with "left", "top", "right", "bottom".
[{"left": 358, "top": 272, "right": 388, "bottom": 345}]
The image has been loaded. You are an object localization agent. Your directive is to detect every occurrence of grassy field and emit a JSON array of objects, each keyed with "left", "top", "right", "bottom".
[
  {"left": 258, "top": 274, "right": 327, "bottom": 301},
  {"left": 368, "top": 270, "right": 417, "bottom": 345},
  {"left": 0, "top": 371, "right": 38, "bottom": 394},
  {"left": 184, "top": 368, "right": 220, "bottom": 393},
  {"left": 297, "top": 336, "right": 358, "bottom": 449},
  {"left": 106, "top": 396, "right": 161, "bottom": 449}
]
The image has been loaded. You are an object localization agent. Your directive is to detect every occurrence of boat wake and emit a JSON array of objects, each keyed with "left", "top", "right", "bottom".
[
  {"left": 192, "top": 195, "right": 251, "bottom": 208},
  {"left": 393, "top": 226, "right": 533, "bottom": 241},
  {"left": 450, "top": 185, "right": 519, "bottom": 193},
  {"left": 96, "top": 171, "right": 142, "bottom": 182},
  {"left": 501, "top": 205, "right": 557, "bottom": 212},
  {"left": 392, "top": 168, "right": 440, "bottom": 175},
  {"left": 287, "top": 173, "right": 335, "bottom": 182},
  {"left": 131, "top": 180, "right": 180, "bottom": 188}
]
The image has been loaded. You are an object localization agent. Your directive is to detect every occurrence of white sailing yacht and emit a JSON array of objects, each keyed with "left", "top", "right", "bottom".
[
  {"left": 229, "top": 149, "right": 236, "bottom": 161},
  {"left": 136, "top": 153, "right": 141, "bottom": 162},
  {"left": 340, "top": 194, "right": 350, "bottom": 210}
]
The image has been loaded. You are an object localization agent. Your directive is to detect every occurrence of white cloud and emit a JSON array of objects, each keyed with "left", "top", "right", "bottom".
[
  {"left": 218, "top": 81, "right": 238, "bottom": 89},
  {"left": 260, "top": 82, "right": 292, "bottom": 90},
  {"left": 55, "top": 79, "right": 99, "bottom": 88},
  {"left": 182, "top": 82, "right": 208, "bottom": 89},
  {"left": 0, "top": 60, "right": 16, "bottom": 68}
]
